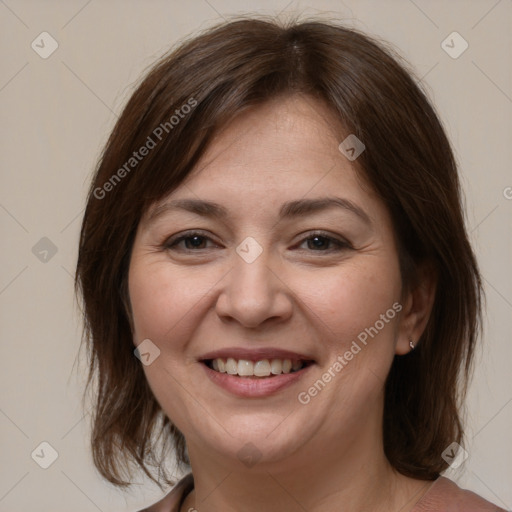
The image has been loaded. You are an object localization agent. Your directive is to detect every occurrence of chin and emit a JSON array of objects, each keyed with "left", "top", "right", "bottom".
[{"left": 192, "top": 414, "right": 314, "bottom": 469}]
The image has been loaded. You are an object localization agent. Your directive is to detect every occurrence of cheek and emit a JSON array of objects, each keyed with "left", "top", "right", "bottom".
[
  {"left": 294, "top": 258, "right": 402, "bottom": 343},
  {"left": 128, "top": 258, "right": 214, "bottom": 347},
  {"left": 292, "top": 261, "right": 402, "bottom": 419},
  {"left": 127, "top": 258, "right": 214, "bottom": 432}
]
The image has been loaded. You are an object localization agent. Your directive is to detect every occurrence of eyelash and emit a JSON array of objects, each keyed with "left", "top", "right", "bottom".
[{"left": 163, "top": 230, "right": 352, "bottom": 254}]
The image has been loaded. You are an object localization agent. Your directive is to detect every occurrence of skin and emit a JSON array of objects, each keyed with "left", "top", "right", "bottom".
[{"left": 128, "top": 94, "right": 437, "bottom": 512}]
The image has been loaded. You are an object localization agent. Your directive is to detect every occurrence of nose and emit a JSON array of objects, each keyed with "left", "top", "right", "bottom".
[{"left": 215, "top": 248, "right": 293, "bottom": 329}]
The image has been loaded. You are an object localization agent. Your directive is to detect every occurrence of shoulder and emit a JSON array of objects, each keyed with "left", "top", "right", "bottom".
[
  {"left": 136, "top": 473, "right": 194, "bottom": 512},
  {"left": 413, "top": 476, "right": 508, "bottom": 512}
]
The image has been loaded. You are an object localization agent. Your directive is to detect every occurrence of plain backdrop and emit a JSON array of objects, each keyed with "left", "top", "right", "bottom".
[{"left": 1, "top": 1, "right": 511, "bottom": 510}]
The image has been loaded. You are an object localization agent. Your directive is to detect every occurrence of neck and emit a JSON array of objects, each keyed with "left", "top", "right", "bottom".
[{"left": 181, "top": 415, "right": 426, "bottom": 512}]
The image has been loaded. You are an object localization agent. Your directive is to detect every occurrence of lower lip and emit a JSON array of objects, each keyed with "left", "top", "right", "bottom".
[{"left": 201, "top": 363, "right": 314, "bottom": 398}]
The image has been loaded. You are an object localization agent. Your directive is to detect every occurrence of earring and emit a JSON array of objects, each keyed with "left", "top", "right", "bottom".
[{"left": 409, "top": 338, "right": 415, "bottom": 350}]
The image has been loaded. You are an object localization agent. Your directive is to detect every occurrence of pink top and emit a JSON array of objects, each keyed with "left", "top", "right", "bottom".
[{"left": 138, "top": 473, "right": 508, "bottom": 511}]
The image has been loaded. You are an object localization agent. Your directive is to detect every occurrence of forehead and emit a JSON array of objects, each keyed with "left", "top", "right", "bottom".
[
  {"left": 188, "top": 95, "right": 347, "bottom": 184},
  {"left": 144, "top": 94, "right": 382, "bottom": 224}
]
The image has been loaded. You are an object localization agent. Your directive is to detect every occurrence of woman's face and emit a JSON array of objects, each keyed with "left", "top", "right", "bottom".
[{"left": 128, "top": 95, "right": 413, "bottom": 470}]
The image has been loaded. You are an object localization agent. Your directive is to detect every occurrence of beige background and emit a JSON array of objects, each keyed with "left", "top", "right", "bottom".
[{"left": 1, "top": 0, "right": 511, "bottom": 510}]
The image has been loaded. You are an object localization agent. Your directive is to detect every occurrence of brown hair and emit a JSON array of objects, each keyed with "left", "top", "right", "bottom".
[{"left": 75, "top": 17, "right": 482, "bottom": 488}]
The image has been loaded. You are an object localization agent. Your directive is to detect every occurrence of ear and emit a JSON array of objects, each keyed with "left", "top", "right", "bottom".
[{"left": 395, "top": 261, "right": 437, "bottom": 355}]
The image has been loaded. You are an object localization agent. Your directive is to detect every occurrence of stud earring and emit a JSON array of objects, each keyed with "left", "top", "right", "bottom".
[{"left": 409, "top": 338, "right": 415, "bottom": 350}]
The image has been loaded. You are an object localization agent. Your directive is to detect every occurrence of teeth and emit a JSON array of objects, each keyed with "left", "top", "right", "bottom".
[
  {"left": 237, "top": 360, "right": 254, "bottom": 376},
  {"left": 270, "top": 359, "right": 283, "bottom": 375},
  {"left": 254, "top": 360, "right": 271, "bottom": 377},
  {"left": 225, "top": 357, "right": 238, "bottom": 375},
  {"left": 209, "top": 357, "right": 305, "bottom": 377}
]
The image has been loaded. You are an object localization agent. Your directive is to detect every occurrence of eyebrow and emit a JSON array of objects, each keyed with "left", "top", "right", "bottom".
[{"left": 146, "top": 196, "right": 372, "bottom": 226}]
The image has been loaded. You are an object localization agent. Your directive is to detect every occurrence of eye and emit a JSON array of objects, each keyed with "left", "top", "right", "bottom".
[
  {"left": 296, "top": 232, "right": 351, "bottom": 252},
  {"left": 163, "top": 231, "right": 219, "bottom": 251},
  {"left": 162, "top": 230, "right": 351, "bottom": 254}
]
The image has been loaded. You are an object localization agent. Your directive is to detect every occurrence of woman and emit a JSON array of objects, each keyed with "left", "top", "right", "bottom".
[{"left": 75, "top": 18, "right": 507, "bottom": 512}]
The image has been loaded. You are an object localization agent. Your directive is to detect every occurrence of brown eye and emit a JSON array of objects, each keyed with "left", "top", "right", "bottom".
[
  {"left": 305, "top": 235, "right": 332, "bottom": 250},
  {"left": 298, "top": 232, "right": 351, "bottom": 252},
  {"left": 164, "top": 231, "right": 218, "bottom": 251}
]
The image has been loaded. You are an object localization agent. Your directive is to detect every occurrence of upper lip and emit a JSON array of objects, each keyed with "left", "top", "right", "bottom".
[{"left": 199, "top": 347, "right": 316, "bottom": 362}]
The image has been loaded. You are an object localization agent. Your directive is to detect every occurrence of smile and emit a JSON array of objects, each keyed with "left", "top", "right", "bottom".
[
  {"left": 204, "top": 357, "right": 312, "bottom": 377},
  {"left": 200, "top": 353, "right": 315, "bottom": 397}
]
